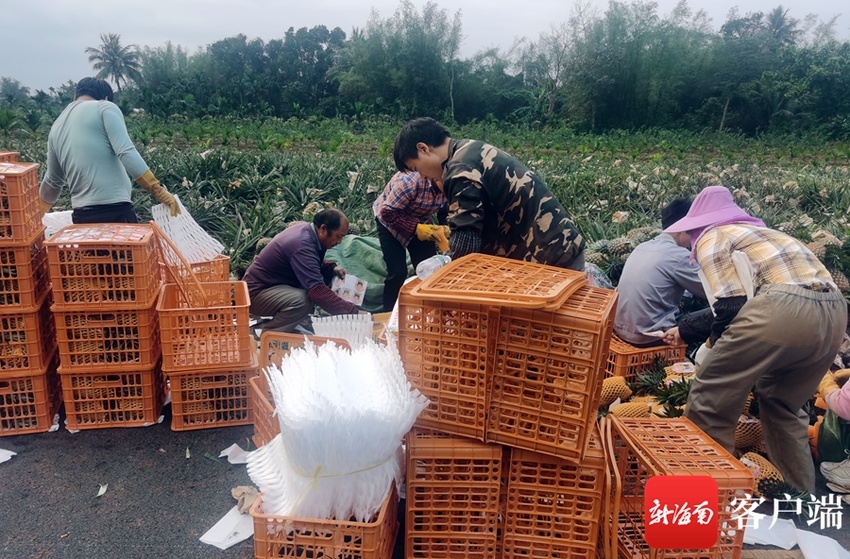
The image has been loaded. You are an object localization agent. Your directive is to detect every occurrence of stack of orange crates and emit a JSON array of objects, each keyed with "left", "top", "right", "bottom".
[
  {"left": 0, "top": 160, "right": 61, "bottom": 436},
  {"left": 153, "top": 226, "right": 256, "bottom": 431},
  {"left": 398, "top": 254, "right": 619, "bottom": 559},
  {"left": 45, "top": 224, "right": 166, "bottom": 429}
]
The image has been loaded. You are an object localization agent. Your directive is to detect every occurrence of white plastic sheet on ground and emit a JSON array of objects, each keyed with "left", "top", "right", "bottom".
[
  {"left": 744, "top": 517, "right": 850, "bottom": 558},
  {"left": 246, "top": 338, "right": 428, "bottom": 522},
  {"left": 151, "top": 195, "right": 224, "bottom": 263},
  {"left": 0, "top": 449, "right": 16, "bottom": 465},
  {"left": 199, "top": 506, "right": 254, "bottom": 550}
]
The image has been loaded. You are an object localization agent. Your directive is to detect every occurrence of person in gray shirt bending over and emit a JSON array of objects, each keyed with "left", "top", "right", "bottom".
[{"left": 614, "top": 198, "right": 712, "bottom": 348}]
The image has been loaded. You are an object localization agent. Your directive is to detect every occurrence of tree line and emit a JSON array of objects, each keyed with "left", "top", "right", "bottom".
[{"left": 1, "top": 0, "right": 849, "bottom": 139}]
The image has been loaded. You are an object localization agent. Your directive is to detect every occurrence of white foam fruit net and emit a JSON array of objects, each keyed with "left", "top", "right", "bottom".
[
  {"left": 246, "top": 338, "right": 429, "bottom": 522},
  {"left": 310, "top": 314, "right": 373, "bottom": 348},
  {"left": 151, "top": 195, "right": 224, "bottom": 263}
]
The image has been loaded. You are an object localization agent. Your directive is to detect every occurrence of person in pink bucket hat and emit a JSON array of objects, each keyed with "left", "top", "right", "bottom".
[{"left": 662, "top": 185, "right": 846, "bottom": 493}]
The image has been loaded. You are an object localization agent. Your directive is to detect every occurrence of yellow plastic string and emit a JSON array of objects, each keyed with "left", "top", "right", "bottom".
[{"left": 282, "top": 454, "right": 394, "bottom": 530}]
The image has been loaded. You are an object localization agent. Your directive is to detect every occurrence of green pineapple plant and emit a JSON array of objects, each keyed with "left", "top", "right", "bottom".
[{"left": 630, "top": 357, "right": 668, "bottom": 396}]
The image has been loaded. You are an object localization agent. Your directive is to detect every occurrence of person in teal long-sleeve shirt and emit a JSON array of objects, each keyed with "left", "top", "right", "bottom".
[{"left": 39, "top": 77, "right": 181, "bottom": 224}]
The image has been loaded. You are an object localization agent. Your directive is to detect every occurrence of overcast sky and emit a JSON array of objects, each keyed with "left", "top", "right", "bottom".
[{"left": 1, "top": 0, "right": 845, "bottom": 92}]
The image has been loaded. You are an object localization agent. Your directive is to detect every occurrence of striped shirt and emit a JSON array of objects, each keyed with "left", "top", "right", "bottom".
[
  {"left": 695, "top": 224, "right": 835, "bottom": 299},
  {"left": 373, "top": 172, "right": 446, "bottom": 246}
]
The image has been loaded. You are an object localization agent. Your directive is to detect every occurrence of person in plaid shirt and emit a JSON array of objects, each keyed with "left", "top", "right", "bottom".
[
  {"left": 373, "top": 171, "right": 448, "bottom": 311},
  {"left": 664, "top": 186, "right": 846, "bottom": 493}
]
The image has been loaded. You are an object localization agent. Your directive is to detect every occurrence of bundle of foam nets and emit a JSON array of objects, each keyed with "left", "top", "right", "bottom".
[{"left": 246, "top": 338, "right": 428, "bottom": 522}]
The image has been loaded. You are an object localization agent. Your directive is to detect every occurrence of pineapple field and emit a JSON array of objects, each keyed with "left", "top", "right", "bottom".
[{"left": 5, "top": 115, "right": 850, "bottom": 284}]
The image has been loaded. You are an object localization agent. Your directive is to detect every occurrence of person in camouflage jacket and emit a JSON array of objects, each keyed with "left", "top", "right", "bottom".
[{"left": 393, "top": 117, "right": 585, "bottom": 270}]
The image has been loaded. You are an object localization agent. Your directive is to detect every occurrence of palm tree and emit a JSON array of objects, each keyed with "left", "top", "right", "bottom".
[
  {"left": 765, "top": 6, "right": 801, "bottom": 45},
  {"left": 85, "top": 33, "right": 142, "bottom": 93}
]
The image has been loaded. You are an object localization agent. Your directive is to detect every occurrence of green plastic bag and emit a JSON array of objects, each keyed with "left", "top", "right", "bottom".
[
  {"left": 817, "top": 409, "right": 850, "bottom": 463},
  {"left": 325, "top": 235, "right": 411, "bottom": 313}
]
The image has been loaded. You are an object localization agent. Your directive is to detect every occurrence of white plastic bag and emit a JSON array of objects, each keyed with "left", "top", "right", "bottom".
[
  {"left": 151, "top": 195, "right": 224, "bottom": 263},
  {"left": 42, "top": 210, "right": 74, "bottom": 239}
]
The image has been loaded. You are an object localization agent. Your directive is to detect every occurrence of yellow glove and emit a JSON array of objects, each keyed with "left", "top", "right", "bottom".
[
  {"left": 40, "top": 199, "right": 53, "bottom": 216},
  {"left": 818, "top": 372, "right": 840, "bottom": 397},
  {"left": 416, "top": 224, "right": 449, "bottom": 252},
  {"left": 440, "top": 225, "right": 450, "bottom": 238},
  {"left": 136, "top": 170, "right": 181, "bottom": 217}
]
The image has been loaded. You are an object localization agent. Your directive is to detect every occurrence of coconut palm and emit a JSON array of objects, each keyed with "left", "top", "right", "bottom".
[{"left": 85, "top": 33, "right": 142, "bottom": 93}]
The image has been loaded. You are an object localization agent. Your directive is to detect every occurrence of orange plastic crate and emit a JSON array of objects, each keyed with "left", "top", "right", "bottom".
[
  {"left": 398, "top": 278, "right": 499, "bottom": 440},
  {"left": 157, "top": 281, "right": 252, "bottom": 371},
  {"left": 414, "top": 253, "right": 587, "bottom": 309},
  {"left": 54, "top": 304, "right": 161, "bottom": 370},
  {"left": 502, "top": 424, "right": 606, "bottom": 559},
  {"left": 45, "top": 224, "right": 162, "bottom": 310},
  {"left": 608, "top": 417, "right": 753, "bottom": 559},
  {"left": 606, "top": 335, "right": 687, "bottom": 384},
  {"left": 163, "top": 254, "right": 230, "bottom": 284},
  {"left": 0, "top": 293, "right": 56, "bottom": 373},
  {"left": 167, "top": 353, "right": 257, "bottom": 431},
  {"left": 486, "top": 286, "right": 617, "bottom": 462},
  {"left": 59, "top": 360, "right": 167, "bottom": 429},
  {"left": 249, "top": 374, "right": 279, "bottom": 448},
  {"left": 259, "top": 332, "right": 351, "bottom": 369},
  {"left": 250, "top": 484, "right": 399, "bottom": 559},
  {"left": 0, "top": 162, "right": 43, "bottom": 245},
  {"left": 0, "top": 353, "right": 62, "bottom": 436},
  {"left": 599, "top": 418, "right": 620, "bottom": 559},
  {"left": 0, "top": 152, "right": 19, "bottom": 163},
  {"left": 405, "top": 429, "right": 502, "bottom": 559},
  {"left": 0, "top": 227, "right": 50, "bottom": 311}
]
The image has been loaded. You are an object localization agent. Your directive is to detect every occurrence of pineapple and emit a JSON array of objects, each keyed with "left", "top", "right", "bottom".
[
  {"left": 830, "top": 269, "right": 850, "bottom": 292},
  {"left": 776, "top": 222, "right": 795, "bottom": 235},
  {"left": 600, "top": 376, "right": 633, "bottom": 406},
  {"left": 588, "top": 239, "right": 610, "bottom": 255},
  {"left": 735, "top": 420, "right": 764, "bottom": 449},
  {"left": 610, "top": 401, "right": 652, "bottom": 417},
  {"left": 627, "top": 226, "right": 660, "bottom": 245},
  {"left": 608, "top": 237, "right": 633, "bottom": 257},
  {"left": 630, "top": 357, "right": 668, "bottom": 396},
  {"left": 652, "top": 402, "right": 685, "bottom": 417},
  {"left": 807, "top": 241, "right": 827, "bottom": 261},
  {"left": 585, "top": 251, "right": 607, "bottom": 266},
  {"left": 759, "top": 479, "right": 811, "bottom": 505}
]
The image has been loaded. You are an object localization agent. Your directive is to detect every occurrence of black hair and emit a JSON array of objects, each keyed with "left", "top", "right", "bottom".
[
  {"left": 313, "top": 208, "right": 347, "bottom": 232},
  {"left": 75, "top": 77, "right": 114, "bottom": 102},
  {"left": 661, "top": 197, "right": 693, "bottom": 230},
  {"left": 393, "top": 117, "right": 450, "bottom": 173}
]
